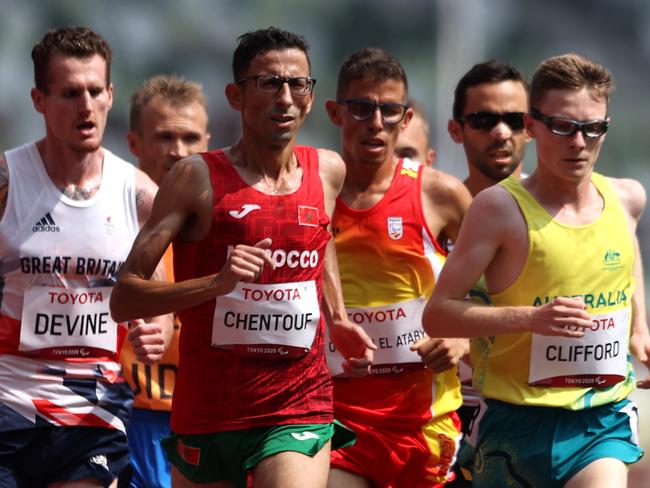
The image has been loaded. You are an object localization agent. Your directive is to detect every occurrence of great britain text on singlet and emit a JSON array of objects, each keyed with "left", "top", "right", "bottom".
[{"left": 20, "top": 255, "right": 124, "bottom": 276}]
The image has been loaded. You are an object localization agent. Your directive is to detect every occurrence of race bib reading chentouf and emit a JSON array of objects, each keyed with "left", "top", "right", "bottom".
[
  {"left": 212, "top": 280, "right": 319, "bottom": 358},
  {"left": 19, "top": 285, "right": 118, "bottom": 358},
  {"left": 528, "top": 307, "right": 630, "bottom": 387},
  {"left": 326, "top": 297, "right": 427, "bottom": 376}
]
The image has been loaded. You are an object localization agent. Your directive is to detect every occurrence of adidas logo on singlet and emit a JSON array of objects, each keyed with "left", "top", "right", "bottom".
[
  {"left": 89, "top": 454, "right": 109, "bottom": 471},
  {"left": 32, "top": 213, "right": 60, "bottom": 233}
]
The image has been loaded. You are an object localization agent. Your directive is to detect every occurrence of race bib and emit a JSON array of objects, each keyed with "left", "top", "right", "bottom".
[
  {"left": 326, "top": 297, "right": 427, "bottom": 376},
  {"left": 19, "top": 286, "right": 118, "bottom": 358},
  {"left": 528, "top": 307, "right": 630, "bottom": 387},
  {"left": 212, "top": 280, "right": 319, "bottom": 358}
]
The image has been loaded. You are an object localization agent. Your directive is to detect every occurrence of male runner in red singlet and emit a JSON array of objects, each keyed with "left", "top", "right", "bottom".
[
  {"left": 0, "top": 26, "right": 170, "bottom": 487},
  {"left": 110, "top": 27, "right": 374, "bottom": 488},
  {"left": 324, "top": 48, "right": 472, "bottom": 488}
]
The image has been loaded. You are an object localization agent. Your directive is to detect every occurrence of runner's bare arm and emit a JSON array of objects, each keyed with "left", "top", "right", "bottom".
[
  {"left": 0, "top": 155, "right": 8, "bottom": 221},
  {"left": 611, "top": 177, "right": 650, "bottom": 387},
  {"left": 630, "top": 235, "right": 650, "bottom": 388},
  {"left": 410, "top": 336, "right": 469, "bottom": 373},
  {"left": 134, "top": 167, "right": 158, "bottom": 229},
  {"left": 420, "top": 167, "right": 472, "bottom": 243},
  {"left": 317, "top": 148, "right": 346, "bottom": 219},
  {"left": 423, "top": 187, "right": 591, "bottom": 338},
  {"left": 415, "top": 167, "right": 471, "bottom": 367},
  {"left": 128, "top": 168, "right": 175, "bottom": 359},
  {"left": 111, "top": 155, "right": 274, "bottom": 322},
  {"left": 318, "top": 148, "right": 376, "bottom": 373},
  {"left": 123, "top": 267, "right": 175, "bottom": 364}
]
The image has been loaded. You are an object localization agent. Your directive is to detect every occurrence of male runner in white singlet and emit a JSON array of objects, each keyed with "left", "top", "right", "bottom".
[{"left": 0, "top": 26, "right": 171, "bottom": 488}]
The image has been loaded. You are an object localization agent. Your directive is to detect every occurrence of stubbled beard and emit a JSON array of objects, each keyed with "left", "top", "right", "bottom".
[{"left": 70, "top": 139, "right": 101, "bottom": 155}]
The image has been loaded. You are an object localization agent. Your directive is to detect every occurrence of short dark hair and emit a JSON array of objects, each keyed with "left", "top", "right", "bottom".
[
  {"left": 31, "top": 26, "right": 112, "bottom": 92},
  {"left": 452, "top": 59, "right": 528, "bottom": 121},
  {"left": 336, "top": 47, "right": 408, "bottom": 100},
  {"left": 232, "top": 27, "right": 310, "bottom": 81},
  {"left": 530, "top": 53, "right": 613, "bottom": 108}
]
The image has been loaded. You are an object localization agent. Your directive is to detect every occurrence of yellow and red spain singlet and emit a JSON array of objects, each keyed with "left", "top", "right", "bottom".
[
  {"left": 171, "top": 146, "right": 333, "bottom": 434},
  {"left": 329, "top": 158, "right": 462, "bottom": 430},
  {"left": 0, "top": 142, "right": 139, "bottom": 433},
  {"left": 472, "top": 173, "right": 636, "bottom": 410},
  {"left": 121, "top": 246, "right": 179, "bottom": 411}
]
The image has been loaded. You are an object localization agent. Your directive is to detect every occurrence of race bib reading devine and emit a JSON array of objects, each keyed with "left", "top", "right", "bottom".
[
  {"left": 326, "top": 297, "right": 427, "bottom": 376},
  {"left": 212, "top": 280, "right": 319, "bottom": 358},
  {"left": 19, "top": 286, "right": 118, "bottom": 358},
  {"left": 528, "top": 307, "right": 630, "bottom": 387}
]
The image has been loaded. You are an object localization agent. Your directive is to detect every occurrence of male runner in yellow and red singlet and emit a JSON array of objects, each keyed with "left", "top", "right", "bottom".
[{"left": 324, "top": 48, "right": 472, "bottom": 488}]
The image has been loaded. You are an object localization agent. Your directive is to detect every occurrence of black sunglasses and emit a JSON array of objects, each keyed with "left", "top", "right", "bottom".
[
  {"left": 237, "top": 75, "right": 316, "bottom": 96},
  {"left": 460, "top": 111, "right": 526, "bottom": 131},
  {"left": 530, "top": 109, "right": 609, "bottom": 139},
  {"left": 338, "top": 99, "right": 409, "bottom": 125}
]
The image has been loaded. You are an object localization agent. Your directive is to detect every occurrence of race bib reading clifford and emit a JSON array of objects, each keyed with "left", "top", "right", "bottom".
[
  {"left": 212, "top": 280, "right": 319, "bottom": 356},
  {"left": 528, "top": 307, "right": 630, "bottom": 387},
  {"left": 326, "top": 297, "right": 427, "bottom": 376},
  {"left": 19, "top": 286, "right": 117, "bottom": 354}
]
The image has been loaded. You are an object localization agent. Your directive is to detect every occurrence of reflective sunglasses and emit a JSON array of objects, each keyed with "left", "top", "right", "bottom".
[
  {"left": 338, "top": 99, "right": 409, "bottom": 125},
  {"left": 237, "top": 75, "right": 316, "bottom": 96},
  {"left": 460, "top": 111, "right": 525, "bottom": 131},
  {"left": 530, "top": 109, "right": 609, "bottom": 139}
]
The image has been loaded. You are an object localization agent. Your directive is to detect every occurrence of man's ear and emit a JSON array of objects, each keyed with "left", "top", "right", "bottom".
[
  {"left": 31, "top": 87, "right": 45, "bottom": 114},
  {"left": 426, "top": 148, "right": 436, "bottom": 167},
  {"left": 399, "top": 108, "right": 413, "bottom": 132},
  {"left": 524, "top": 113, "right": 536, "bottom": 140},
  {"left": 106, "top": 83, "right": 114, "bottom": 111},
  {"left": 448, "top": 119, "right": 463, "bottom": 144},
  {"left": 127, "top": 131, "right": 140, "bottom": 158},
  {"left": 325, "top": 99, "right": 342, "bottom": 126},
  {"left": 303, "top": 91, "right": 314, "bottom": 116},
  {"left": 225, "top": 83, "right": 243, "bottom": 111}
]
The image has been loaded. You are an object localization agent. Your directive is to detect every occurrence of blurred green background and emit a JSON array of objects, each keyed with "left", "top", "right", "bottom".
[{"left": 1, "top": 0, "right": 648, "bottom": 484}]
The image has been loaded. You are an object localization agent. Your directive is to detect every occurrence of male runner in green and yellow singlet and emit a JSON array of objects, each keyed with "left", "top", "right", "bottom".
[{"left": 424, "top": 53, "right": 648, "bottom": 488}]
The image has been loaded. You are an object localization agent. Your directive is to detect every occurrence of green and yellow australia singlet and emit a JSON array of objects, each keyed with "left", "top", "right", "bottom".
[{"left": 472, "top": 173, "right": 636, "bottom": 410}]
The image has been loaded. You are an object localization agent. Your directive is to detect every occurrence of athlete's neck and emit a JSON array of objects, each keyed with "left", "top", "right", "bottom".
[
  {"left": 36, "top": 138, "right": 104, "bottom": 199},
  {"left": 464, "top": 164, "right": 522, "bottom": 197},
  {"left": 523, "top": 168, "right": 603, "bottom": 226},
  {"left": 343, "top": 154, "right": 398, "bottom": 192},
  {"left": 226, "top": 139, "right": 301, "bottom": 195},
  {"left": 229, "top": 139, "right": 297, "bottom": 177},
  {"left": 340, "top": 155, "right": 399, "bottom": 209},
  {"left": 463, "top": 173, "right": 497, "bottom": 197}
]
